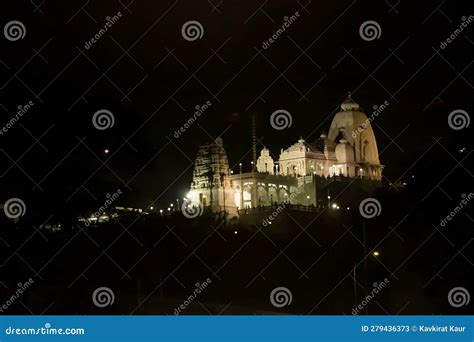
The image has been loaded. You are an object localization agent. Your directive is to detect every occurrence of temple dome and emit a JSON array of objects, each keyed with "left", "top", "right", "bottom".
[
  {"left": 257, "top": 147, "right": 274, "bottom": 174},
  {"left": 260, "top": 146, "right": 270, "bottom": 156},
  {"left": 328, "top": 94, "right": 380, "bottom": 165}
]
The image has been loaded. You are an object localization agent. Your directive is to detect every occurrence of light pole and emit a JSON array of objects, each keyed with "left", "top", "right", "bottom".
[
  {"left": 251, "top": 161, "right": 257, "bottom": 208},
  {"left": 353, "top": 221, "right": 371, "bottom": 314},
  {"left": 239, "top": 162, "right": 243, "bottom": 210}
]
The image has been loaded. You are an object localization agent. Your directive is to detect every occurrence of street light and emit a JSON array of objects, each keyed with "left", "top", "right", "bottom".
[{"left": 373, "top": 251, "right": 380, "bottom": 257}]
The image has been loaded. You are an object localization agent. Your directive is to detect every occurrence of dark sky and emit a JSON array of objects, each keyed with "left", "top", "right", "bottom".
[{"left": 0, "top": 0, "right": 472, "bottom": 216}]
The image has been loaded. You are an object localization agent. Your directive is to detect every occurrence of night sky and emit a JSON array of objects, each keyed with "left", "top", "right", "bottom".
[{"left": 1, "top": 0, "right": 472, "bottom": 215}]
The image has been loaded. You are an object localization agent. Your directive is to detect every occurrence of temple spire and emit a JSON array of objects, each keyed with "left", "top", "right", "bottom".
[{"left": 341, "top": 91, "right": 360, "bottom": 111}]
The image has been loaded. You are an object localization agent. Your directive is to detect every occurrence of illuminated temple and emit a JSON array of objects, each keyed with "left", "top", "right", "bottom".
[{"left": 186, "top": 94, "right": 384, "bottom": 219}]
